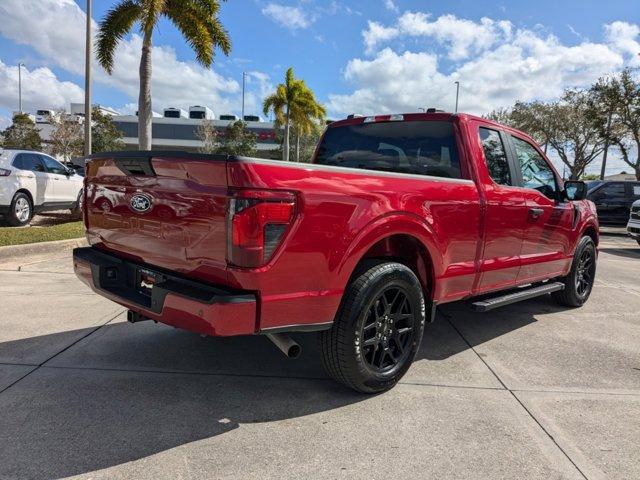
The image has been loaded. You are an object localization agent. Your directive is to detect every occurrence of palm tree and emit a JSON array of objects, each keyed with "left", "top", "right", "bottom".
[
  {"left": 263, "top": 67, "right": 325, "bottom": 161},
  {"left": 290, "top": 87, "right": 326, "bottom": 161},
  {"left": 96, "top": 0, "right": 231, "bottom": 150}
]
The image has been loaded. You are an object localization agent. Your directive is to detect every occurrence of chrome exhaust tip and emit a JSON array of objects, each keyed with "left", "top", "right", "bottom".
[{"left": 265, "top": 332, "right": 302, "bottom": 359}]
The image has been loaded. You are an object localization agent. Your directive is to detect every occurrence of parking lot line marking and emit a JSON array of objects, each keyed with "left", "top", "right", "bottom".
[
  {"left": 442, "top": 310, "right": 590, "bottom": 480},
  {"left": 0, "top": 309, "right": 124, "bottom": 396},
  {"left": 510, "top": 387, "right": 640, "bottom": 397}
]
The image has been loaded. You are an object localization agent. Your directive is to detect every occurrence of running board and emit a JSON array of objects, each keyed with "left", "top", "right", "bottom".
[{"left": 471, "top": 282, "right": 564, "bottom": 312}]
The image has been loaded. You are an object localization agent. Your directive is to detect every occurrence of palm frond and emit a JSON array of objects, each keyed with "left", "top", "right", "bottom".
[
  {"left": 97, "top": 0, "right": 142, "bottom": 74},
  {"left": 164, "top": 0, "right": 230, "bottom": 67}
]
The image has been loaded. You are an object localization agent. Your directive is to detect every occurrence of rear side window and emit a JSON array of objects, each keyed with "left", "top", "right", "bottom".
[
  {"left": 315, "top": 120, "right": 462, "bottom": 179},
  {"left": 479, "top": 128, "right": 511, "bottom": 186},
  {"left": 597, "top": 182, "right": 625, "bottom": 198},
  {"left": 12, "top": 153, "right": 45, "bottom": 172}
]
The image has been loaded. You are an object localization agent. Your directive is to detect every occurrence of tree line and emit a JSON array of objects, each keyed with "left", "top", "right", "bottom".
[{"left": 486, "top": 69, "right": 640, "bottom": 180}]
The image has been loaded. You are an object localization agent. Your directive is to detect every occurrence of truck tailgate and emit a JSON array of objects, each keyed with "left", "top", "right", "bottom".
[{"left": 84, "top": 153, "right": 229, "bottom": 284}]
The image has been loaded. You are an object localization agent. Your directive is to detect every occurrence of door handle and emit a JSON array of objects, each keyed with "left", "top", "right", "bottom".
[{"left": 529, "top": 208, "right": 544, "bottom": 218}]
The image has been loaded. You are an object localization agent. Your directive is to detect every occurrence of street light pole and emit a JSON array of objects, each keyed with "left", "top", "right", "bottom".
[
  {"left": 241, "top": 72, "right": 247, "bottom": 121},
  {"left": 17, "top": 62, "right": 24, "bottom": 113},
  {"left": 454, "top": 81, "right": 460, "bottom": 113},
  {"left": 84, "top": 0, "right": 92, "bottom": 156}
]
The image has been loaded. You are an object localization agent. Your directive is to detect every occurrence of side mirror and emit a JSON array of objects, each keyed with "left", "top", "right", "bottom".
[{"left": 563, "top": 180, "right": 587, "bottom": 201}]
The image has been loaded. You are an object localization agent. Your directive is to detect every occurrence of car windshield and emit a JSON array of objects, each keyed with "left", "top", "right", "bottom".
[{"left": 314, "top": 120, "right": 462, "bottom": 179}]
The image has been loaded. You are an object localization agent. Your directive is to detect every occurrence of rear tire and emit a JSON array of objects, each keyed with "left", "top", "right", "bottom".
[
  {"left": 552, "top": 236, "right": 597, "bottom": 307},
  {"left": 319, "top": 262, "right": 426, "bottom": 393},
  {"left": 4, "top": 192, "right": 33, "bottom": 227}
]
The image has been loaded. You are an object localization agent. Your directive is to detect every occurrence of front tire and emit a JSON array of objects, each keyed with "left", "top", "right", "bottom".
[
  {"left": 552, "top": 236, "right": 597, "bottom": 307},
  {"left": 319, "top": 262, "right": 426, "bottom": 393},
  {"left": 4, "top": 192, "right": 33, "bottom": 227}
]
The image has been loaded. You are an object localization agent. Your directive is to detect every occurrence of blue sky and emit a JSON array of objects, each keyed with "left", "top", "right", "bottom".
[{"left": 0, "top": 0, "right": 639, "bottom": 173}]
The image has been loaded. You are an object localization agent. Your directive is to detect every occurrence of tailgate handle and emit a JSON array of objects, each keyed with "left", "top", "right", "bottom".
[{"left": 114, "top": 157, "right": 156, "bottom": 176}]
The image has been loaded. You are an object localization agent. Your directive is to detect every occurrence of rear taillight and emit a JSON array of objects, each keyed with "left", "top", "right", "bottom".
[
  {"left": 0, "top": 168, "right": 11, "bottom": 176},
  {"left": 227, "top": 189, "right": 296, "bottom": 268}
]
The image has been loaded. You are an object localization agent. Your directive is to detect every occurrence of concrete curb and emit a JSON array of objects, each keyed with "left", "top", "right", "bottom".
[{"left": 0, "top": 237, "right": 88, "bottom": 261}]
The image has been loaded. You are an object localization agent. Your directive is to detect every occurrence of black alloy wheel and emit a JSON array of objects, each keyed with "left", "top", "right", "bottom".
[
  {"left": 360, "top": 287, "right": 415, "bottom": 374},
  {"left": 575, "top": 247, "right": 595, "bottom": 298},
  {"left": 319, "top": 261, "right": 426, "bottom": 393}
]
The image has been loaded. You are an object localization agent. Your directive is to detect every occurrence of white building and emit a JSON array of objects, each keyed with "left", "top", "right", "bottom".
[
  {"left": 112, "top": 114, "right": 280, "bottom": 156},
  {"left": 15, "top": 103, "right": 281, "bottom": 158}
]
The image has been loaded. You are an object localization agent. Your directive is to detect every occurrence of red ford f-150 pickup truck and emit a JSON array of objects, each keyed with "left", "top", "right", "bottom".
[{"left": 73, "top": 112, "right": 598, "bottom": 393}]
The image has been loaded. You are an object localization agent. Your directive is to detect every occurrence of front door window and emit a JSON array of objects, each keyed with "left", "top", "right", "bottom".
[{"left": 511, "top": 136, "right": 558, "bottom": 200}]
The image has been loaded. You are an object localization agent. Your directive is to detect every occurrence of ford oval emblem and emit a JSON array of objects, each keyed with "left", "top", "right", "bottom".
[{"left": 130, "top": 194, "right": 152, "bottom": 213}]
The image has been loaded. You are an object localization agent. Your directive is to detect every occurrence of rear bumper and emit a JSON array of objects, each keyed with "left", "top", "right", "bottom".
[{"left": 73, "top": 247, "right": 257, "bottom": 336}]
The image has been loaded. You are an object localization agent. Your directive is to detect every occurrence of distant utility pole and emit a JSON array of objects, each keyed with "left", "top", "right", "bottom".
[
  {"left": 84, "top": 0, "right": 92, "bottom": 156},
  {"left": 599, "top": 111, "right": 613, "bottom": 181},
  {"left": 17, "top": 62, "right": 24, "bottom": 113},
  {"left": 241, "top": 72, "right": 248, "bottom": 121},
  {"left": 454, "top": 81, "right": 460, "bottom": 113}
]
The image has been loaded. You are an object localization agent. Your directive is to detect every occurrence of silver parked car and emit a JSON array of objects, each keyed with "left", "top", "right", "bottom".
[{"left": 627, "top": 199, "right": 640, "bottom": 246}]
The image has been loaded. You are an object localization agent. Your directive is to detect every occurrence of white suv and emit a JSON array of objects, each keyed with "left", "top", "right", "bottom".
[
  {"left": 628, "top": 200, "right": 640, "bottom": 246},
  {"left": 0, "top": 149, "right": 84, "bottom": 226}
]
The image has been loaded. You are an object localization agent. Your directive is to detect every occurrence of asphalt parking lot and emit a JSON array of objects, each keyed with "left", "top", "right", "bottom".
[{"left": 0, "top": 233, "right": 638, "bottom": 480}]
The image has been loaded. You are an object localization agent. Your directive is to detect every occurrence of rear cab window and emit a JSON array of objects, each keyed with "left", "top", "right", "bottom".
[
  {"left": 314, "top": 120, "right": 463, "bottom": 179},
  {"left": 479, "top": 127, "right": 512, "bottom": 186}
]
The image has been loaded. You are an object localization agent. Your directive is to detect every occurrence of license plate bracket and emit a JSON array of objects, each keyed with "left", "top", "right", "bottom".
[{"left": 136, "top": 268, "right": 163, "bottom": 297}]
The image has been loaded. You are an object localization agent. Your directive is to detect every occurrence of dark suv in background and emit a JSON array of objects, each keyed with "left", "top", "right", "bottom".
[{"left": 586, "top": 180, "right": 640, "bottom": 226}]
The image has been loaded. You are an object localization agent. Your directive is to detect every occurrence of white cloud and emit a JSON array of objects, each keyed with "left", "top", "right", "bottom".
[
  {"left": 363, "top": 21, "right": 399, "bottom": 54},
  {"left": 0, "top": 0, "right": 87, "bottom": 76},
  {"left": 0, "top": 0, "right": 242, "bottom": 115},
  {"left": 328, "top": 48, "right": 446, "bottom": 115},
  {"left": 0, "top": 60, "right": 84, "bottom": 114},
  {"left": 262, "top": 3, "right": 314, "bottom": 30},
  {"left": 384, "top": 0, "right": 399, "bottom": 13},
  {"left": 330, "top": 18, "right": 638, "bottom": 118},
  {"left": 604, "top": 21, "right": 640, "bottom": 66},
  {"left": 363, "top": 11, "right": 513, "bottom": 60},
  {"left": 96, "top": 34, "right": 240, "bottom": 114}
]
